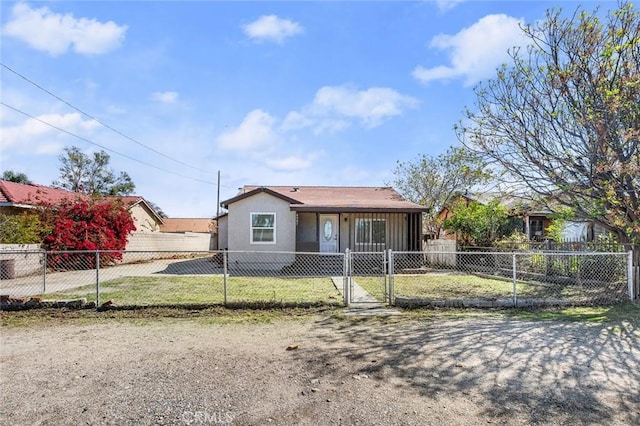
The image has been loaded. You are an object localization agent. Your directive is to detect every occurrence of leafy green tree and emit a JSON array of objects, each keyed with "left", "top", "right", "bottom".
[
  {"left": 53, "top": 146, "right": 135, "bottom": 196},
  {"left": 457, "top": 2, "right": 640, "bottom": 243},
  {"left": 1, "top": 170, "right": 32, "bottom": 184},
  {"left": 390, "top": 146, "right": 493, "bottom": 236},
  {"left": 0, "top": 213, "right": 44, "bottom": 244},
  {"left": 443, "top": 199, "right": 509, "bottom": 247}
]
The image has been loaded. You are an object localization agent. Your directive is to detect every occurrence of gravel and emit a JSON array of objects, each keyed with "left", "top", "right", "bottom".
[{"left": 1, "top": 314, "right": 639, "bottom": 425}]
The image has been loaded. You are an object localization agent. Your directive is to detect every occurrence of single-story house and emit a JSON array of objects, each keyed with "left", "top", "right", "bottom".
[
  {"left": 0, "top": 180, "right": 164, "bottom": 235},
  {"left": 160, "top": 218, "right": 216, "bottom": 234},
  {"left": 217, "top": 185, "right": 428, "bottom": 253},
  {"left": 160, "top": 218, "right": 217, "bottom": 250},
  {"left": 436, "top": 192, "right": 607, "bottom": 242}
]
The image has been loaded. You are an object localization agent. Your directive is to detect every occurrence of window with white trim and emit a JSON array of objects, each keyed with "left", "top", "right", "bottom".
[
  {"left": 251, "top": 213, "right": 276, "bottom": 244},
  {"left": 355, "top": 218, "right": 386, "bottom": 245}
]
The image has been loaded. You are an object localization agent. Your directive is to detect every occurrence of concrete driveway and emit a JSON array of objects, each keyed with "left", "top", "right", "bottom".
[{"left": 0, "top": 257, "right": 223, "bottom": 297}]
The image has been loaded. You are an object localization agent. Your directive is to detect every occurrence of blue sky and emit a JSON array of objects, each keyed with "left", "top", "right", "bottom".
[{"left": 0, "top": 0, "right": 614, "bottom": 217}]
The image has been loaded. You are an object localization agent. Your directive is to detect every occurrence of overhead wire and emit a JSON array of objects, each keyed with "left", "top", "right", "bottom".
[
  {"left": 1, "top": 62, "right": 237, "bottom": 189},
  {"left": 1, "top": 101, "right": 219, "bottom": 186},
  {"left": 1, "top": 62, "right": 210, "bottom": 174}
]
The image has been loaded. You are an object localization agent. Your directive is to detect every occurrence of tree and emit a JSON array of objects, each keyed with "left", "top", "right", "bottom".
[
  {"left": 457, "top": 2, "right": 640, "bottom": 243},
  {"left": 442, "top": 199, "right": 510, "bottom": 247},
  {"left": 389, "top": 146, "right": 493, "bottom": 236},
  {"left": 38, "top": 197, "right": 136, "bottom": 269},
  {"left": 54, "top": 146, "right": 135, "bottom": 196},
  {"left": 147, "top": 200, "right": 167, "bottom": 218},
  {"left": 2, "top": 170, "right": 32, "bottom": 184},
  {"left": 0, "top": 213, "right": 43, "bottom": 244}
]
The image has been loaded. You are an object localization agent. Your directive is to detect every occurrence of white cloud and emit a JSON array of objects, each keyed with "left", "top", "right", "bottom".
[
  {"left": 242, "top": 15, "right": 304, "bottom": 44},
  {"left": 1, "top": 112, "right": 100, "bottom": 154},
  {"left": 413, "top": 14, "right": 527, "bottom": 86},
  {"left": 433, "top": 0, "right": 465, "bottom": 12},
  {"left": 216, "top": 109, "right": 278, "bottom": 150},
  {"left": 2, "top": 3, "right": 127, "bottom": 56},
  {"left": 265, "top": 152, "right": 320, "bottom": 171},
  {"left": 282, "top": 85, "right": 418, "bottom": 133},
  {"left": 151, "top": 91, "right": 179, "bottom": 104}
]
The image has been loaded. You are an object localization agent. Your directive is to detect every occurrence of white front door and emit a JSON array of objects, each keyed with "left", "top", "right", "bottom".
[{"left": 319, "top": 214, "right": 339, "bottom": 253}]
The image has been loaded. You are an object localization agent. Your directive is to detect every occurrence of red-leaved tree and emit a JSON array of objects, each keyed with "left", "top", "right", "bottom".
[{"left": 38, "top": 197, "right": 136, "bottom": 269}]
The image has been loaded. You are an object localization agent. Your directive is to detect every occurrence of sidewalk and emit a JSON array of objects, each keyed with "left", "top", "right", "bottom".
[{"left": 331, "top": 277, "right": 402, "bottom": 316}]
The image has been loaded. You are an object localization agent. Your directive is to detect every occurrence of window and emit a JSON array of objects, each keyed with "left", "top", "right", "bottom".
[
  {"left": 530, "top": 219, "right": 543, "bottom": 241},
  {"left": 355, "top": 218, "right": 386, "bottom": 245},
  {"left": 251, "top": 213, "right": 275, "bottom": 244}
]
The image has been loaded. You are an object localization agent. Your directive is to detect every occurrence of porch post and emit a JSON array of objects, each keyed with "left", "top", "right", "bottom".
[{"left": 343, "top": 249, "right": 350, "bottom": 306}]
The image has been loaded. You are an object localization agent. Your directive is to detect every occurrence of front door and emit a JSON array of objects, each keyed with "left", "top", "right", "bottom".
[{"left": 319, "top": 214, "right": 339, "bottom": 252}]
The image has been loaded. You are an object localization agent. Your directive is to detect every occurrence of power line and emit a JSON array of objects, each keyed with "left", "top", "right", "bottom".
[
  {"left": 1, "top": 62, "right": 211, "bottom": 174},
  {"left": 1, "top": 101, "right": 219, "bottom": 186}
]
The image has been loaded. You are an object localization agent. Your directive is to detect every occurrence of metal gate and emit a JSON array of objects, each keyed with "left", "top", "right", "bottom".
[{"left": 345, "top": 250, "right": 388, "bottom": 305}]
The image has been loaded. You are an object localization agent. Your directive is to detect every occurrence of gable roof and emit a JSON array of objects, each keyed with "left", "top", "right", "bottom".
[
  {"left": 0, "top": 180, "right": 85, "bottom": 207},
  {"left": 222, "top": 185, "right": 428, "bottom": 213},
  {"left": 0, "top": 180, "right": 164, "bottom": 223}
]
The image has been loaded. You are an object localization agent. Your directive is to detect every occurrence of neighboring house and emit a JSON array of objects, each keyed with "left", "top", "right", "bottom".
[
  {"left": 437, "top": 191, "right": 606, "bottom": 242},
  {"left": 160, "top": 218, "right": 215, "bottom": 234},
  {"left": 0, "top": 180, "right": 163, "bottom": 234},
  {"left": 217, "top": 186, "right": 428, "bottom": 253},
  {"left": 160, "top": 218, "right": 217, "bottom": 250},
  {"left": 110, "top": 196, "right": 164, "bottom": 233}
]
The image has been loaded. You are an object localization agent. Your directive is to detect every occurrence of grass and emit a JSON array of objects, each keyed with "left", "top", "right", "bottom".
[
  {"left": 0, "top": 305, "right": 340, "bottom": 328},
  {"left": 357, "top": 273, "right": 627, "bottom": 301},
  {"left": 36, "top": 275, "right": 342, "bottom": 306}
]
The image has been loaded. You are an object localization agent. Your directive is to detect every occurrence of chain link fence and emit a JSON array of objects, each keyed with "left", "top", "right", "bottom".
[
  {"left": 390, "top": 250, "right": 632, "bottom": 307},
  {"left": 0, "top": 248, "right": 634, "bottom": 309}
]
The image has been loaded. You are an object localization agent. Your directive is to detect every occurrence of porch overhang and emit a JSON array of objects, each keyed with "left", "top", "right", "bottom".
[{"left": 290, "top": 206, "right": 429, "bottom": 214}]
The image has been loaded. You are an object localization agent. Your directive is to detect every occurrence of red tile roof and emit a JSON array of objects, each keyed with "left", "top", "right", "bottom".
[
  {"left": 224, "top": 185, "right": 428, "bottom": 212},
  {"left": 0, "top": 180, "right": 86, "bottom": 206},
  {"left": 0, "top": 181, "right": 161, "bottom": 221}
]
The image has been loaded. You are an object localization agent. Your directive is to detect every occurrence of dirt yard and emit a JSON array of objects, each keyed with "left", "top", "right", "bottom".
[{"left": 1, "top": 312, "right": 639, "bottom": 425}]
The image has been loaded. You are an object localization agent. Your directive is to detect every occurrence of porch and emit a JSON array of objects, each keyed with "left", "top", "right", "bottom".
[{"left": 294, "top": 211, "right": 423, "bottom": 253}]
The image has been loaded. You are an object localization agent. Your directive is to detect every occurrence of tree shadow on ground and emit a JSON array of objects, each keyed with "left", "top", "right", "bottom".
[{"left": 299, "top": 312, "right": 640, "bottom": 425}]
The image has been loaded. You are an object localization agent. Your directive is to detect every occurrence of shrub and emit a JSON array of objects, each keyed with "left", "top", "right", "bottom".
[
  {"left": 0, "top": 213, "right": 44, "bottom": 244},
  {"left": 38, "top": 197, "right": 136, "bottom": 269}
]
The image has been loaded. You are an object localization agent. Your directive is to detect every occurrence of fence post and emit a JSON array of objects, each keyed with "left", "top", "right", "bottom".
[
  {"left": 388, "top": 249, "right": 394, "bottom": 305},
  {"left": 223, "top": 250, "right": 228, "bottom": 305},
  {"left": 42, "top": 251, "right": 47, "bottom": 294},
  {"left": 512, "top": 252, "right": 517, "bottom": 307},
  {"left": 343, "top": 249, "right": 350, "bottom": 306},
  {"left": 95, "top": 250, "right": 100, "bottom": 307},
  {"left": 629, "top": 251, "right": 634, "bottom": 301}
]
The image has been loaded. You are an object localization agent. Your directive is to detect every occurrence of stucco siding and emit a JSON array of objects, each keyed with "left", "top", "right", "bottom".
[
  {"left": 227, "top": 192, "right": 296, "bottom": 252},
  {"left": 218, "top": 216, "right": 228, "bottom": 250},
  {"left": 130, "top": 204, "right": 160, "bottom": 232}
]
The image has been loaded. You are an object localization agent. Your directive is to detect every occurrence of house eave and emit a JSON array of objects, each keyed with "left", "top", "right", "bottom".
[
  {"left": 221, "top": 187, "right": 302, "bottom": 208},
  {"left": 290, "top": 206, "right": 428, "bottom": 213},
  {"left": 0, "top": 202, "right": 35, "bottom": 209}
]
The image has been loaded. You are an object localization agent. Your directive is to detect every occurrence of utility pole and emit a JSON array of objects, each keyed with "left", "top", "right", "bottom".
[
  {"left": 215, "top": 170, "right": 221, "bottom": 251},
  {"left": 216, "top": 170, "right": 220, "bottom": 218}
]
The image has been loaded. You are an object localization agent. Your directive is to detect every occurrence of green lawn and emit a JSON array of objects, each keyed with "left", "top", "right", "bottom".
[
  {"left": 357, "top": 273, "right": 626, "bottom": 301},
  {"left": 43, "top": 276, "right": 342, "bottom": 306}
]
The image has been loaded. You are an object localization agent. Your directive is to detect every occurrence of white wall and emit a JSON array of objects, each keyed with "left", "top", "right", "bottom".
[
  {"left": 218, "top": 216, "right": 228, "bottom": 250},
  {"left": 126, "top": 232, "right": 211, "bottom": 252},
  {"left": 0, "top": 244, "right": 43, "bottom": 278}
]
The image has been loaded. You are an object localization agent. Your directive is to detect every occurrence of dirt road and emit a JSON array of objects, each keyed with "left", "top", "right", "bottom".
[{"left": 1, "top": 314, "right": 638, "bottom": 425}]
